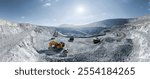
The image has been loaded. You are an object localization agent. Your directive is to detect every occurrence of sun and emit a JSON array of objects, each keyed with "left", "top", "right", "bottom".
[{"left": 76, "top": 6, "right": 85, "bottom": 14}]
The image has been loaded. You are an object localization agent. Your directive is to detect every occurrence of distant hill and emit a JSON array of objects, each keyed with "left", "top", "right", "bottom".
[{"left": 57, "top": 18, "right": 130, "bottom": 37}]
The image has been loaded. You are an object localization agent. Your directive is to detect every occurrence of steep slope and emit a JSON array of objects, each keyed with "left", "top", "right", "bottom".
[
  {"left": 125, "top": 15, "right": 150, "bottom": 61},
  {"left": 0, "top": 20, "right": 55, "bottom": 62}
]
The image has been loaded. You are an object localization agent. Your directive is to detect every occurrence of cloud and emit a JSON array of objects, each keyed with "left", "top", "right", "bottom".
[
  {"left": 40, "top": 0, "right": 52, "bottom": 7},
  {"left": 43, "top": 3, "right": 51, "bottom": 7}
]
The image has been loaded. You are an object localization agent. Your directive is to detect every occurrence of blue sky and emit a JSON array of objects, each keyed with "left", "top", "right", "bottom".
[{"left": 0, "top": 0, "right": 150, "bottom": 26}]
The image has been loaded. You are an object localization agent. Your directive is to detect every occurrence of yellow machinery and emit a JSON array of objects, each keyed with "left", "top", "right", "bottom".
[{"left": 48, "top": 40, "right": 65, "bottom": 49}]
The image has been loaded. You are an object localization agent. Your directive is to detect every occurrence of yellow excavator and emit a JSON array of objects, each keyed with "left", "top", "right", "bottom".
[
  {"left": 48, "top": 40, "right": 65, "bottom": 49},
  {"left": 48, "top": 38, "right": 68, "bottom": 57}
]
